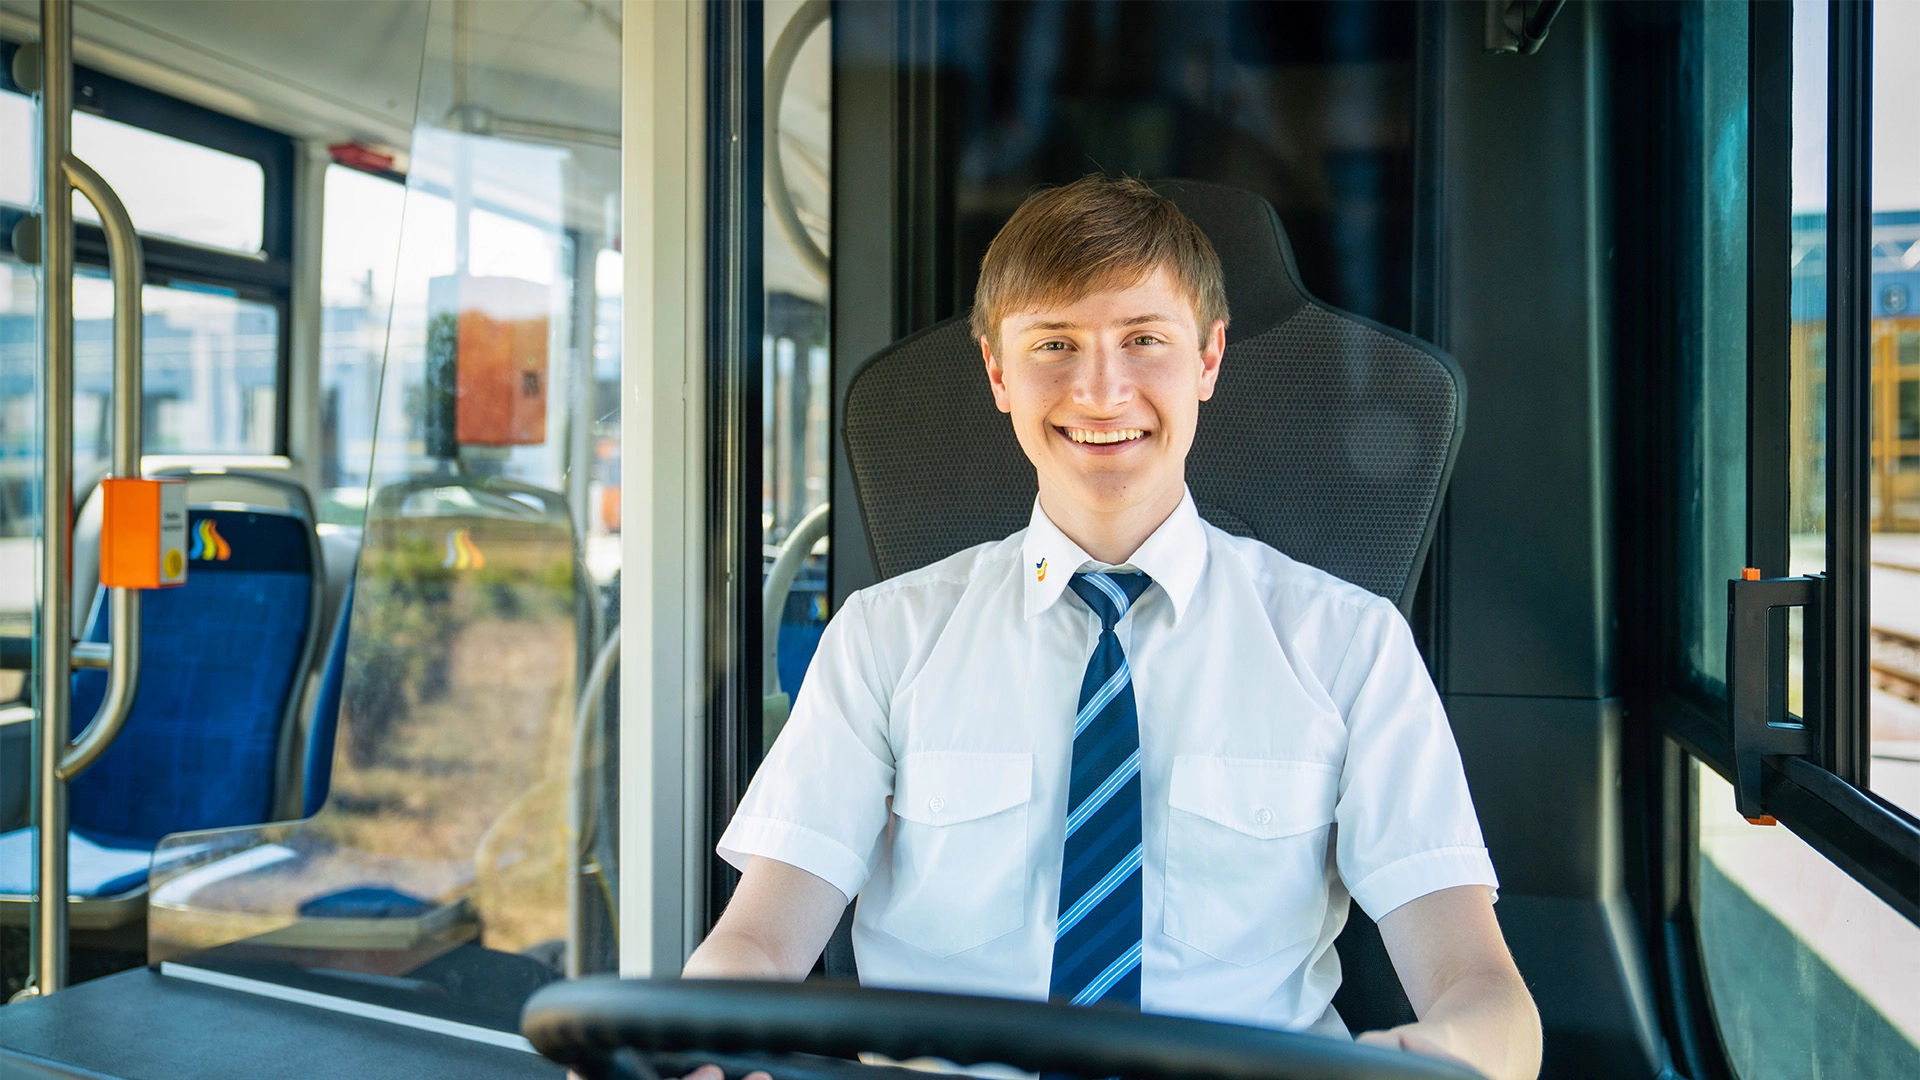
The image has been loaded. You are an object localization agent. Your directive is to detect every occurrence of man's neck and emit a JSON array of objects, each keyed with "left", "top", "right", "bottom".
[{"left": 1038, "top": 480, "right": 1186, "bottom": 566}]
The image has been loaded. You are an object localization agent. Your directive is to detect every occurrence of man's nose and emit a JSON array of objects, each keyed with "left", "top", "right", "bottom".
[{"left": 1072, "top": 343, "right": 1131, "bottom": 410}]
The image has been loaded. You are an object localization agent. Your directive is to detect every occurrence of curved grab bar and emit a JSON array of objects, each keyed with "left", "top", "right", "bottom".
[
  {"left": 766, "top": 0, "right": 830, "bottom": 283},
  {"left": 54, "top": 154, "right": 144, "bottom": 781},
  {"left": 762, "top": 501, "right": 832, "bottom": 696},
  {"left": 567, "top": 627, "right": 622, "bottom": 978}
]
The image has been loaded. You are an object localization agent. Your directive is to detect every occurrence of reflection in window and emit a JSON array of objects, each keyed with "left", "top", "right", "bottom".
[
  {"left": 1871, "top": 0, "right": 1920, "bottom": 806},
  {"left": 1680, "top": 0, "right": 1749, "bottom": 691},
  {"left": 1695, "top": 765, "right": 1920, "bottom": 1078}
]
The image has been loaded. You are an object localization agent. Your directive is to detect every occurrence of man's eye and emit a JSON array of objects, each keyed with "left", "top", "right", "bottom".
[
  {"left": 1037, "top": 341, "right": 1069, "bottom": 351},
  {"left": 1131, "top": 335, "right": 1162, "bottom": 347}
]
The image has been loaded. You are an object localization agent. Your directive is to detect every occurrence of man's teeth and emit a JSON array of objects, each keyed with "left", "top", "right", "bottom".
[{"left": 1066, "top": 428, "right": 1146, "bottom": 444}]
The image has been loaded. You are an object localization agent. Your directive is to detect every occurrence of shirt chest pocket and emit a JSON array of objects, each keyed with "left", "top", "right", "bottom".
[
  {"left": 877, "top": 752, "right": 1033, "bottom": 957},
  {"left": 1162, "top": 756, "right": 1339, "bottom": 966}
]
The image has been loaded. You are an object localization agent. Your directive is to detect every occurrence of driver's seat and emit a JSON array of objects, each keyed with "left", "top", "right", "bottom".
[{"left": 835, "top": 180, "right": 1467, "bottom": 1035}]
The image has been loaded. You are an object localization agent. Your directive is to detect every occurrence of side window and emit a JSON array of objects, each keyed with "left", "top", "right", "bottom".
[
  {"left": 0, "top": 52, "right": 292, "bottom": 470},
  {"left": 317, "top": 162, "right": 405, "bottom": 526},
  {"left": 1677, "top": 3, "right": 1920, "bottom": 1076}
]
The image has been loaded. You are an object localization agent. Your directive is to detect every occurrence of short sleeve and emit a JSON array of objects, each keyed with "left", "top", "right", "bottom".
[
  {"left": 717, "top": 590, "right": 897, "bottom": 901},
  {"left": 1330, "top": 598, "right": 1499, "bottom": 921}
]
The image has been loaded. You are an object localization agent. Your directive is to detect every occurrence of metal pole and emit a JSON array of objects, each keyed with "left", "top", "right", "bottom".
[{"left": 29, "top": 0, "right": 74, "bottom": 998}]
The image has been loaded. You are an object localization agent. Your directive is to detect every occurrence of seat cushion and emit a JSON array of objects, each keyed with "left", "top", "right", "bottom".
[{"left": 0, "top": 827, "right": 153, "bottom": 898}]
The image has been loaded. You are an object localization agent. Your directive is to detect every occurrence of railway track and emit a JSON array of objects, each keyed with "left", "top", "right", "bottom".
[{"left": 1872, "top": 624, "right": 1920, "bottom": 704}]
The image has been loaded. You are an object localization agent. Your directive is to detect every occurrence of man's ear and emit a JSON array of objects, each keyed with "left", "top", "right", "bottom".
[
  {"left": 982, "top": 336, "right": 1013, "bottom": 414},
  {"left": 1196, "top": 319, "right": 1226, "bottom": 402}
]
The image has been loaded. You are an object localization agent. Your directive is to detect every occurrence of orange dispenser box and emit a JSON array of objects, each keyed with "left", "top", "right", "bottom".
[{"left": 99, "top": 477, "right": 188, "bottom": 589}]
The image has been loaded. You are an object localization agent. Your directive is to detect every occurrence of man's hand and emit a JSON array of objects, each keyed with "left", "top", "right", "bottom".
[{"left": 1358, "top": 885, "right": 1542, "bottom": 1080}]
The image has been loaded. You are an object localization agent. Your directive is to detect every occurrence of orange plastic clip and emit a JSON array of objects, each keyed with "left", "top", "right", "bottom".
[
  {"left": 1744, "top": 815, "right": 1778, "bottom": 827},
  {"left": 1741, "top": 567, "right": 1762, "bottom": 581}
]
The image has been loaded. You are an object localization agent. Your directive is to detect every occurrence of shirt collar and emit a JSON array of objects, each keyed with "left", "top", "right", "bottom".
[{"left": 1020, "top": 487, "right": 1208, "bottom": 625}]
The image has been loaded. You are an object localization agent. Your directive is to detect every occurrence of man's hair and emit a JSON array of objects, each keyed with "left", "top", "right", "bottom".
[{"left": 970, "top": 175, "right": 1229, "bottom": 347}]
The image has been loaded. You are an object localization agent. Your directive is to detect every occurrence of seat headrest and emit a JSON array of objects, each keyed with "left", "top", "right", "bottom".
[{"left": 1150, "top": 179, "right": 1308, "bottom": 341}]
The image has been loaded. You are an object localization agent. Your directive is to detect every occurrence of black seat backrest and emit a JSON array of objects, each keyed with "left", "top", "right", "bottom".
[
  {"left": 837, "top": 182, "right": 1464, "bottom": 1031},
  {"left": 843, "top": 179, "right": 1464, "bottom": 615}
]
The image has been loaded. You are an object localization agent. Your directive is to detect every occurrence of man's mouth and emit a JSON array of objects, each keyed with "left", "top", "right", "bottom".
[{"left": 1060, "top": 427, "right": 1148, "bottom": 445}]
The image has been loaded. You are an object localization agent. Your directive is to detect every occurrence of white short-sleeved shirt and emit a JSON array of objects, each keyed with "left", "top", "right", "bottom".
[{"left": 719, "top": 489, "right": 1497, "bottom": 1035}]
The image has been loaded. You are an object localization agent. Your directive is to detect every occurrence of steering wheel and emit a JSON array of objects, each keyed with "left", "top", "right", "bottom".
[{"left": 520, "top": 978, "right": 1480, "bottom": 1080}]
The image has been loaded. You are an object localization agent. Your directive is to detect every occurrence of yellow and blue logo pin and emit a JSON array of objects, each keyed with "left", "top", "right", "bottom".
[{"left": 1035, "top": 557, "right": 1047, "bottom": 582}]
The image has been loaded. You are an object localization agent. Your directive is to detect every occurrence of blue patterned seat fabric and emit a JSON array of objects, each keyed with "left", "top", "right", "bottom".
[{"left": 0, "top": 507, "right": 314, "bottom": 900}]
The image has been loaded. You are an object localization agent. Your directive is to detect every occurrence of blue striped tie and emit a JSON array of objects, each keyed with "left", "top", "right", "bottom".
[{"left": 1052, "top": 570, "right": 1154, "bottom": 1009}]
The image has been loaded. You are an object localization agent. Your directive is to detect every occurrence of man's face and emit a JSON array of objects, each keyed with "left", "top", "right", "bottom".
[{"left": 983, "top": 266, "right": 1226, "bottom": 523}]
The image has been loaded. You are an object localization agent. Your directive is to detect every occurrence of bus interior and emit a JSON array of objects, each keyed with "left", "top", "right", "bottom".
[{"left": 0, "top": 2, "right": 1915, "bottom": 1079}]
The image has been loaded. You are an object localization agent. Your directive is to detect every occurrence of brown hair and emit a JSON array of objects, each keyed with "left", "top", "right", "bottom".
[{"left": 970, "top": 175, "right": 1229, "bottom": 348}]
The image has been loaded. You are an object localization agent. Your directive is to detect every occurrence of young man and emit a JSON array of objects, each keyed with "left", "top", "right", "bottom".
[{"left": 688, "top": 176, "right": 1542, "bottom": 1080}]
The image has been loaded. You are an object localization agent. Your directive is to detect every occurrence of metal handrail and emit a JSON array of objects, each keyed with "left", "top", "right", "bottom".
[
  {"left": 58, "top": 154, "right": 144, "bottom": 782},
  {"left": 762, "top": 502, "right": 831, "bottom": 696},
  {"left": 567, "top": 628, "right": 622, "bottom": 979},
  {"left": 21, "top": 0, "right": 146, "bottom": 999},
  {"left": 27, "top": 0, "right": 76, "bottom": 1001},
  {"left": 766, "top": 0, "right": 829, "bottom": 283}
]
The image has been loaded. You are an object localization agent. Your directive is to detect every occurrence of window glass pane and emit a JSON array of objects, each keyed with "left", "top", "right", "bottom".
[
  {"left": 0, "top": 255, "right": 33, "bottom": 710},
  {"left": 1788, "top": 0, "right": 1826, "bottom": 573},
  {"left": 0, "top": 89, "right": 33, "bottom": 211},
  {"left": 1695, "top": 763, "right": 1920, "bottom": 1077},
  {"left": 319, "top": 164, "right": 407, "bottom": 525},
  {"left": 1680, "top": 0, "right": 1749, "bottom": 691},
  {"left": 1871, "top": 0, "right": 1920, "bottom": 805},
  {"left": 70, "top": 111, "right": 265, "bottom": 255},
  {"left": 69, "top": 270, "right": 279, "bottom": 463},
  {"left": 147, "top": 0, "right": 625, "bottom": 1016},
  {"left": 760, "top": 0, "right": 834, "bottom": 757}
]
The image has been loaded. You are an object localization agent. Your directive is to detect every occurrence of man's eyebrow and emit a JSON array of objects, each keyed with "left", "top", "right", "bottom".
[{"left": 1018, "top": 313, "right": 1178, "bottom": 333}]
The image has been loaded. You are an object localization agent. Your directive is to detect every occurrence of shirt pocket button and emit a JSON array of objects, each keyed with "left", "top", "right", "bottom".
[
  {"left": 928, "top": 796, "right": 946, "bottom": 813},
  {"left": 1254, "top": 808, "right": 1274, "bottom": 826}
]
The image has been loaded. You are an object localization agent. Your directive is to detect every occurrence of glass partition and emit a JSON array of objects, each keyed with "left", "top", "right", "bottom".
[
  {"left": 147, "top": 0, "right": 624, "bottom": 1025},
  {"left": 759, "top": 0, "right": 834, "bottom": 754}
]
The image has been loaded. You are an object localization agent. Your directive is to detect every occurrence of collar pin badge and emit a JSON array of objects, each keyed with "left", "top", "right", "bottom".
[{"left": 1035, "top": 557, "right": 1047, "bottom": 582}]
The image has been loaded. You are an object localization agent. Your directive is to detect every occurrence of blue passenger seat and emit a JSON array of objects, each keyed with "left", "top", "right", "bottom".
[{"left": 0, "top": 471, "right": 325, "bottom": 930}]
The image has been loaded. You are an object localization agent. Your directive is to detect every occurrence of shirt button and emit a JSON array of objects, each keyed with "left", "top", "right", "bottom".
[
  {"left": 1254, "top": 808, "right": 1274, "bottom": 826},
  {"left": 928, "top": 796, "right": 946, "bottom": 813}
]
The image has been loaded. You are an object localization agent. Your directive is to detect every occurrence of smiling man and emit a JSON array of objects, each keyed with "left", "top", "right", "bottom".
[{"left": 688, "top": 176, "right": 1542, "bottom": 1080}]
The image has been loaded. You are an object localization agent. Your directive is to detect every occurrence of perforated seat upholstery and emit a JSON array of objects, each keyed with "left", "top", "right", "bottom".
[{"left": 840, "top": 180, "right": 1465, "bottom": 1030}]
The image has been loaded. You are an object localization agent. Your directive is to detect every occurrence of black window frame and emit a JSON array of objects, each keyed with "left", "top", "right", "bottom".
[
  {"left": 1614, "top": 7, "right": 1918, "bottom": 1078},
  {"left": 0, "top": 38, "right": 297, "bottom": 456}
]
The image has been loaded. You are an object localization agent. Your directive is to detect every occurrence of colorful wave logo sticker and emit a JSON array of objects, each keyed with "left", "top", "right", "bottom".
[
  {"left": 188, "top": 519, "right": 231, "bottom": 561},
  {"left": 443, "top": 527, "right": 486, "bottom": 570},
  {"left": 1035, "top": 557, "right": 1047, "bottom": 582}
]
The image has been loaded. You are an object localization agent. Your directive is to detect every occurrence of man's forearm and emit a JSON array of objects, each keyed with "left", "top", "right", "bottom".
[
  {"left": 683, "top": 926, "right": 806, "bottom": 980},
  {"left": 1410, "top": 966, "right": 1542, "bottom": 1080},
  {"left": 682, "top": 856, "right": 850, "bottom": 981}
]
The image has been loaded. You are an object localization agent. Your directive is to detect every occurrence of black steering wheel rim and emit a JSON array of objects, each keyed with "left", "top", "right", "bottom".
[{"left": 520, "top": 978, "right": 1480, "bottom": 1080}]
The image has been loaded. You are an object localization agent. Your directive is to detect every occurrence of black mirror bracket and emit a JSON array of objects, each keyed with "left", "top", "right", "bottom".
[{"left": 1726, "top": 572, "right": 1826, "bottom": 820}]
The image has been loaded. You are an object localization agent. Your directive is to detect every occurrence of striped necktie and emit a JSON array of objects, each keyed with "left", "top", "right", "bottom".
[{"left": 1052, "top": 570, "right": 1154, "bottom": 1008}]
